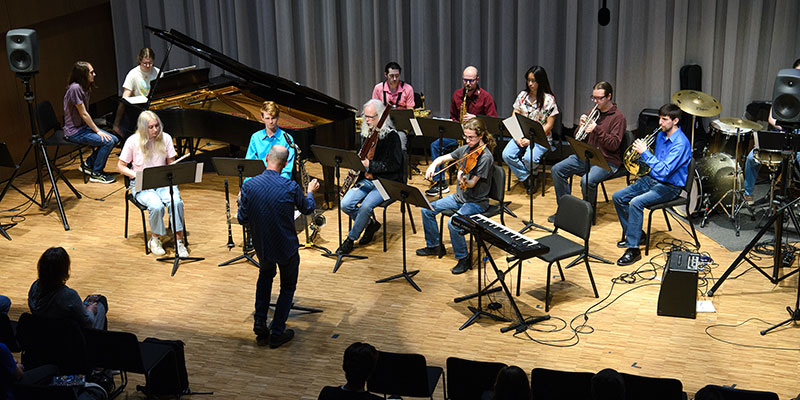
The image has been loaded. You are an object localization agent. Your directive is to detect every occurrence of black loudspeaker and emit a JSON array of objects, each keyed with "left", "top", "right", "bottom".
[
  {"left": 6, "top": 29, "right": 39, "bottom": 74},
  {"left": 637, "top": 108, "right": 659, "bottom": 138},
  {"left": 772, "top": 68, "right": 800, "bottom": 123},
  {"left": 657, "top": 251, "right": 699, "bottom": 319}
]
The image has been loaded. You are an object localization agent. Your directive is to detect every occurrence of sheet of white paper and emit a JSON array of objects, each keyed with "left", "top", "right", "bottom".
[
  {"left": 194, "top": 162, "right": 204, "bottom": 183},
  {"left": 134, "top": 170, "right": 144, "bottom": 192},
  {"left": 170, "top": 154, "right": 189, "bottom": 165},
  {"left": 124, "top": 95, "right": 148, "bottom": 105},
  {"left": 502, "top": 115, "right": 524, "bottom": 141},
  {"left": 372, "top": 180, "right": 390, "bottom": 201},
  {"left": 409, "top": 119, "right": 423, "bottom": 137},
  {"left": 696, "top": 300, "right": 716, "bottom": 313}
]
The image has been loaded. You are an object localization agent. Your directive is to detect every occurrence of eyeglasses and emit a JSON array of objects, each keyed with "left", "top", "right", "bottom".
[
  {"left": 89, "top": 70, "right": 96, "bottom": 75},
  {"left": 364, "top": 114, "right": 378, "bottom": 119},
  {"left": 141, "top": 62, "right": 153, "bottom": 67},
  {"left": 463, "top": 78, "right": 477, "bottom": 84},
  {"left": 386, "top": 73, "right": 400, "bottom": 79},
  {"left": 590, "top": 95, "right": 608, "bottom": 101},
  {"left": 463, "top": 134, "right": 479, "bottom": 140}
]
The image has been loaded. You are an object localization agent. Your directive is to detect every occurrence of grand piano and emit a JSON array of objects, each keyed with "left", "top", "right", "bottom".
[{"left": 121, "top": 26, "right": 357, "bottom": 203}]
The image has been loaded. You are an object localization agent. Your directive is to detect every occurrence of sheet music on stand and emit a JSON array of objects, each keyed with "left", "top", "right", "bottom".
[{"left": 135, "top": 162, "right": 204, "bottom": 192}]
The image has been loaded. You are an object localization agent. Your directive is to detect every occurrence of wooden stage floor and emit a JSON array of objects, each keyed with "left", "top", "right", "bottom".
[{"left": 1, "top": 146, "right": 799, "bottom": 399}]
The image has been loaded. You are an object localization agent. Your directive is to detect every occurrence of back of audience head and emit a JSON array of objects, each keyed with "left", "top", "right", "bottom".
[
  {"left": 492, "top": 365, "right": 530, "bottom": 400},
  {"left": 343, "top": 342, "right": 378, "bottom": 388},
  {"left": 37, "top": 247, "right": 71, "bottom": 291},
  {"left": 591, "top": 368, "right": 625, "bottom": 400}
]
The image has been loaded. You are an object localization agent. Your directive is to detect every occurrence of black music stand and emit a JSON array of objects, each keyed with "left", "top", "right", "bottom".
[
  {"left": 416, "top": 117, "right": 464, "bottom": 258},
  {"left": 0, "top": 143, "right": 19, "bottom": 239},
  {"left": 137, "top": 162, "right": 204, "bottom": 276},
  {"left": 564, "top": 137, "right": 614, "bottom": 266},
  {"left": 311, "top": 145, "right": 368, "bottom": 272},
  {"left": 505, "top": 114, "right": 552, "bottom": 234},
  {"left": 373, "top": 178, "right": 431, "bottom": 291},
  {"left": 477, "top": 115, "right": 517, "bottom": 218},
  {"left": 212, "top": 157, "right": 265, "bottom": 268},
  {"left": 390, "top": 109, "right": 420, "bottom": 175}
]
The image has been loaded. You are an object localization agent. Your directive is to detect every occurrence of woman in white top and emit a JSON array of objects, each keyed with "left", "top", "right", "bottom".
[
  {"left": 117, "top": 111, "right": 188, "bottom": 258},
  {"left": 113, "top": 48, "right": 161, "bottom": 136}
]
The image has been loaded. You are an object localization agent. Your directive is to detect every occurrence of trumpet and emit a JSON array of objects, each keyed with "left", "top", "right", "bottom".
[
  {"left": 623, "top": 127, "right": 660, "bottom": 177},
  {"left": 574, "top": 105, "right": 600, "bottom": 141}
]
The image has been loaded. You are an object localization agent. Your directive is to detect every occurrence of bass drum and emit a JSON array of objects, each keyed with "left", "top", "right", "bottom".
[
  {"left": 696, "top": 153, "right": 743, "bottom": 208},
  {"left": 681, "top": 168, "right": 703, "bottom": 217}
]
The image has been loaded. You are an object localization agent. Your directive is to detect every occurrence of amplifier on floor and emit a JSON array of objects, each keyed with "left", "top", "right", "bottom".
[{"left": 657, "top": 250, "right": 700, "bottom": 319}]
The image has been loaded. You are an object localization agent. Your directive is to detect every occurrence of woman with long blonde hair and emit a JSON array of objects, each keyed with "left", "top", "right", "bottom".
[{"left": 117, "top": 111, "right": 189, "bottom": 257}]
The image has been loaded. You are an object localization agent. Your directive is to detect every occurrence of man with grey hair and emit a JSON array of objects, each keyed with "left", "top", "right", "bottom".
[
  {"left": 337, "top": 99, "right": 403, "bottom": 255},
  {"left": 238, "top": 145, "right": 319, "bottom": 348}
]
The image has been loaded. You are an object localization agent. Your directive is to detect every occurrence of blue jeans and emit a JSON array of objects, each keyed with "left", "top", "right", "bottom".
[
  {"left": 430, "top": 138, "right": 459, "bottom": 182},
  {"left": 612, "top": 175, "right": 681, "bottom": 248},
  {"left": 254, "top": 252, "right": 299, "bottom": 335},
  {"left": 65, "top": 126, "right": 119, "bottom": 174},
  {"left": 131, "top": 181, "right": 184, "bottom": 236},
  {"left": 341, "top": 178, "right": 385, "bottom": 241},
  {"left": 502, "top": 140, "right": 551, "bottom": 181},
  {"left": 552, "top": 154, "right": 618, "bottom": 203},
  {"left": 0, "top": 295, "right": 9, "bottom": 314},
  {"left": 420, "top": 194, "right": 485, "bottom": 260}
]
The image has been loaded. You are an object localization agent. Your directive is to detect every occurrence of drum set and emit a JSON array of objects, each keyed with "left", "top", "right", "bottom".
[{"left": 671, "top": 90, "right": 765, "bottom": 236}]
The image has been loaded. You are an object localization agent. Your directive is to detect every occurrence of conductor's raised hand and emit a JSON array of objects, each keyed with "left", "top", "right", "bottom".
[{"left": 307, "top": 178, "right": 320, "bottom": 194}]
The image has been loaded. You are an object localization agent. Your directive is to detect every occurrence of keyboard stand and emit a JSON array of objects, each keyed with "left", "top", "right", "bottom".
[{"left": 459, "top": 236, "right": 509, "bottom": 330}]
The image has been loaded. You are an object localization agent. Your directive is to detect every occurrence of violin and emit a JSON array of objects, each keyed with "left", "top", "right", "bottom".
[{"left": 457, "top": 143, "right": 486, "bottom": 190}]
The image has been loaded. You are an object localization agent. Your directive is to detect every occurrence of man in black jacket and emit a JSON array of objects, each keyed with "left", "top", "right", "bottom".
[{"left": 338, "top": 99, "right": 403, "bottom": 254}]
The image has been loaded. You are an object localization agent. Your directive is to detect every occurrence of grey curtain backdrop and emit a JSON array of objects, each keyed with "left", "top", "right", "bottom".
[{"left": 110, "top": 0, "right": 800, "bottom": 130}]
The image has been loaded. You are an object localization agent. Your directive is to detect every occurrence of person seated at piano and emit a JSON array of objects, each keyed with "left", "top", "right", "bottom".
[
  {"left": 372, "top": 61, "right": 415, "bottom": 152},
  {"left": 501, "top": 65, "right": 559, "bottom": 194},
  {"left": 337, "top": 99, "right": 403, "bottom": 255},
  {"left": 417, "top": 118, "right": 496, "bottom": 275},
  {"left": 612, "top": 104, "right": 691, "bottom": 266},
  {"left": 113, "top": 47, "right": 160, "bottom": 137},
  {"left": 117, "top": 110, "right": 189, "bottom": 258},
  {"left": 63, "top": 61, "right": 119, "bottom": 184},
  {"left": 742, "top": 57, "right": 800, "bottom": 204},
  {"left": 246, "top": 101, "right": 295, "bottom": 180},
  {"left": 549, "top": 81, "right": 625, "bottom": 222},
  {"left": 426, "top": 66, "right": 497, "bottom": 196}
]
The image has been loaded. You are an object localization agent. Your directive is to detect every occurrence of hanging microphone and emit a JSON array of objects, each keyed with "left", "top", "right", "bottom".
[{"left": 598, "top": 0, "right": 611, "bottom": 26}]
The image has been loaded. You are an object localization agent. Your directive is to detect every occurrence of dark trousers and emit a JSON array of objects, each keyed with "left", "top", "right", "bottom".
[{"left": 254, "top": 252, "right": 299, "bottom": 335}]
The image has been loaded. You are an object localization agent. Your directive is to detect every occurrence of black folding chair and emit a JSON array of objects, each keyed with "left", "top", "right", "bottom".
[
  {"left": 15, "top": 312, "right": 91, "bottom": 375},
  {"left": 445, "top": 357, "right": 505, "bottom": 400},
  {"left": 367, "top": 350, "right": 444, "bottom": 399},
  {"left": 644, "top": 158, "right": 700, "bottom": 255},
  {"left": 695, "top": 384, "right": 778, "bottom": 400},
  {"left": 530, "top": 367, "right": 593, "bottom": 400},
  {"left": 620, "top": 372, "right": 687, "bottom": 400}
]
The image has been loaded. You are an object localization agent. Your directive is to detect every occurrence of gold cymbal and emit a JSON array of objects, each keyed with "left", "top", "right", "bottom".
[
  {"left": 671, "top": 90, "right": 722, "bottom": 117},
  {"left": 718, "top": 117, "right": 764, "bottom": 131}
]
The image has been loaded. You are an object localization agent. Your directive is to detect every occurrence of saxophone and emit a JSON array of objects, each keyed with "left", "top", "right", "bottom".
[
  {"left": 459, "top": 90, "right": 468, "bottom": 123},
  {"left": 623, "top": 127, "right": 659, "bottom": 177},
  {"left": 298, "top": 158, "right": 326, "bottom": 242}
]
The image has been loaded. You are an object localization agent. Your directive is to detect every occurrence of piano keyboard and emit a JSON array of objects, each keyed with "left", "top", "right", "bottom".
[{"left": 455, "top": 213, "right": 544, "bottom": 260}]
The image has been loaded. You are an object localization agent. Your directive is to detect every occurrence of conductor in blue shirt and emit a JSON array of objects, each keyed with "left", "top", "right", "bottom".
[
  {"left": 238, "top": 145, "right": 319, "bottom": 348},
  {"left": 612, "top": 103, "right": 691, "bottom": 266},
  {"left": 246, "top": 101, "right": 295, "bottom": 180}
]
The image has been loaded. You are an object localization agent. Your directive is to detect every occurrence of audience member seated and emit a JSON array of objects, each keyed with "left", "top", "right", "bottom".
[
  {"left": 318, "top": 342, "right": 382, "bottom": 400},
  {"left": 1, "top": 343, "right": 24, "bottom": 399},
  {"left": 492, "top": 365, "right": 531, "bottom": 400},
  {"left": 0, "top": 296, "right": 9, "bottom": 315},
  {"left": 591, "top": 368, "right": 625, "bottom": 400},
  {"left": 27, "top": 247, "right": 107, "bottom": 330}
]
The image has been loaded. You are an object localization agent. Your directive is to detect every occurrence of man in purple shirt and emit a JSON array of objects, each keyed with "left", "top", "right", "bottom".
[
  {"left": 427, "top": 65, "right": 497, "bottom": 196},
  {"left": 63, "top": 61, "right": 119, "bottom": 183}
]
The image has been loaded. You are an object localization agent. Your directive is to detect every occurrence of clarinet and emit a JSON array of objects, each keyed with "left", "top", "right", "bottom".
[{"left": 224, "top": 179, "right": 235, "bottom": 250}]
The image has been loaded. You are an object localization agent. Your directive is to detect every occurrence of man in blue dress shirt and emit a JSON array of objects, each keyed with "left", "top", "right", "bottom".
[
  {"left": 238, "top": 145, "right": 319, "bottom": 348},
  {"left": 245, "top": 101, "right": 295, "bottom": 180},
  {"left": 612, "top": 103, "right": 691, "bottom": 266}
]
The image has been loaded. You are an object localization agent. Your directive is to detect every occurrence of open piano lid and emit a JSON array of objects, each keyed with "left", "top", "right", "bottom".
[{"left": 145, "top": 26, "right": 356, "bottom": 113}]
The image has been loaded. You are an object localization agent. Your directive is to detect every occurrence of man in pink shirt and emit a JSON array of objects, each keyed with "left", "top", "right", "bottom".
[{"left": 371, "top": 61, "right": 415, "bottom": 109}]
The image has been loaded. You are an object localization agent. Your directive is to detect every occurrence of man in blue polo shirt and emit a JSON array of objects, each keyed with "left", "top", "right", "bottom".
[
  {"left": 245, "top": 101, "right": 295, "bottom": 179},
  {"left": 612, "top": 103, "right": 691, "bottom": 266}
]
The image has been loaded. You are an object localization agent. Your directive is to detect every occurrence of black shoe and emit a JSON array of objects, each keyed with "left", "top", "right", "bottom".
[
  {"left": 451, "top": 257, "right": 472, "bottom": 274},
  {"left": 77, "top": 162, "right": 92, "bottom": 175},
  {"left": 89, "top": 171, "right": 115, "bottom": 184},
  {"left": 524, "top": 175, "right": 538, "bottom": 194},
  {"left": 416, "top": 245, "right": 445, "bottom": 257},
  {"left": 337, "top": 238, "right": 354, "bottom": 255},
  {"left": 425, "top": 181, "right": 449, "bottom": 196},
  {"left": 254, "top": 321, "right": 270, "bottom": 346},
  {"left": 547, "top": 214, "right": 556, "bottom": 223},
  {"left": 359, "top": 218, "right": 381, "bottom": 245},
  {"left": 616, "top": 248, "right": 642, "bottom": 266},
  {"left": 616, "top": 232, "right": 647, "bottom": 248},
  {"left": 269, "top": 329, "right": 295, "bottom": 349}
]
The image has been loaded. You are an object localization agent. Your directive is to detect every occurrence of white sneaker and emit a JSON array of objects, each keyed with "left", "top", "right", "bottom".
[
  {"left": 176, "top": 240, "right": 189, "bottom": 258},
  {"left": 148, "top": 236, "right": 166, "bottom": 256}
]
